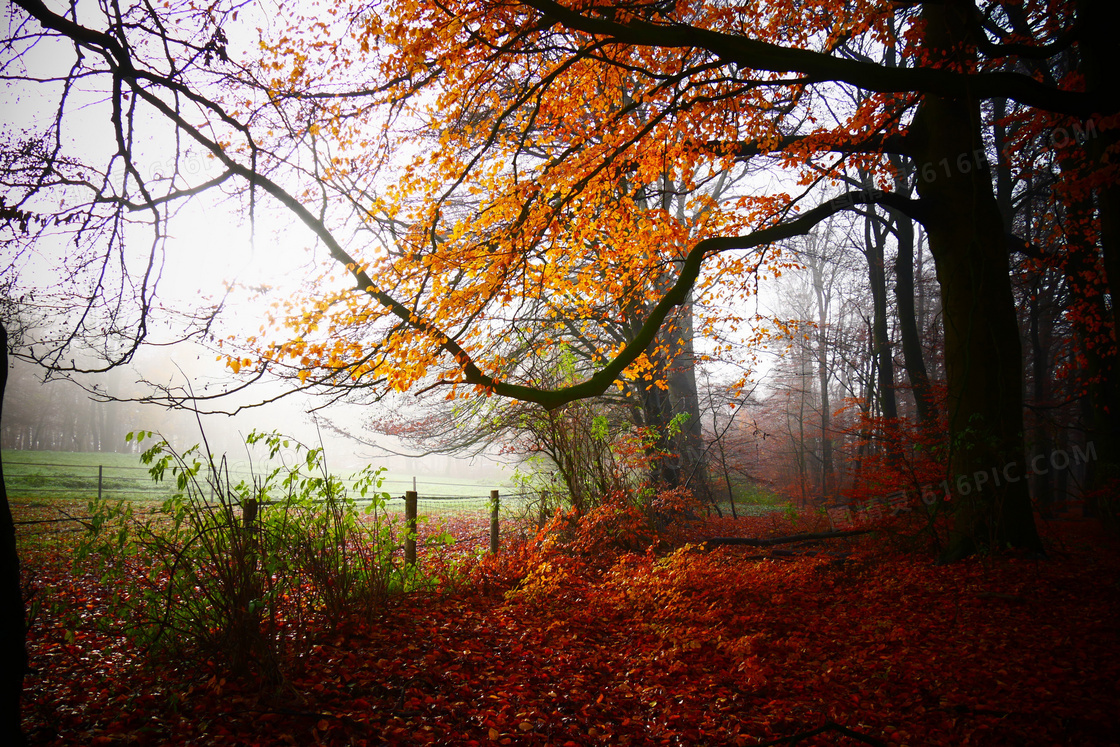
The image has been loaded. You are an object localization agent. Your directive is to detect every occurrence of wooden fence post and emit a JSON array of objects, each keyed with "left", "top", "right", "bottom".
[
  {"left": 489, "top": 489, "right": 500, "bottom": 555},
  {"left": 405, "top": 490, "right": 418, "bottom": 565},
  {"left": 243, "top": 497, "right": 259, "bottom": 530},
  {"left": 97, "top": 465, "right": 103, "bottom": 502}
]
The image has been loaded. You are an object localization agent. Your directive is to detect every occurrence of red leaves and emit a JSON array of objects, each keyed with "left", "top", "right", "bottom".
[{"left": 17, "top": 509, "right": 1120, "bottom": 746}]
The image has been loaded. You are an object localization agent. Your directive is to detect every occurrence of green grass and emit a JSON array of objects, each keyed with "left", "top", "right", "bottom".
[
  {"left": 706, "top": 476, "right": 794, "bottom": 517},
  {"left": 6, "top": 451, "right": 793, "bottom": 525},
  {"left": 3, "top": 450, "right": 173, "bottom": 501},
  {"left": 6, "top": 450, "right": 526, "bottom": 555},
  {"left": 732, "top": 480, "right": 789, "bottom": 506},
  {"left": 2, "top": 449, "right": 512, "bottom": 505}
]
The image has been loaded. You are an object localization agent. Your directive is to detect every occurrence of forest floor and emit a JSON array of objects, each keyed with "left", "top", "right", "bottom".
[{"left": 14, "top": 503, "right": 1120, "bottom": 746}]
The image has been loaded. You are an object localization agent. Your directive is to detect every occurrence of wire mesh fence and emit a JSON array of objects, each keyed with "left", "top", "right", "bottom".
[
  {"left": 3, "top": 449, "right": 551, "bottom": 566},
  {"left": 3, "top": 458, "right": 522, "bottom": 505},
  {"left": 4, "top": 459, "right": 175, "bottom": 501},
  {"left": 8, "top": 465, "right": 535, "bottom": 552}
]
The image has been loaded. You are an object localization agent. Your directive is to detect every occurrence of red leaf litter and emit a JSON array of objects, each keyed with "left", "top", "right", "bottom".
[{"left": 16, "top": 508, "right": 1120, "bottom": 746}]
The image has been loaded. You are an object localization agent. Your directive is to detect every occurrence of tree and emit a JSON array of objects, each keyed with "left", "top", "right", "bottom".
[
  {"left": 761, "top": 226, "right": 855, "bottom": 503},
  {"left": 6, "top": 1, "right": 1117, "bottom": 565},
  {"left": 269, "top": 0, "right": 1113, "bottom": 557},
  {"left": 1, "top": 322, "right": 28, "bottom": 745}
]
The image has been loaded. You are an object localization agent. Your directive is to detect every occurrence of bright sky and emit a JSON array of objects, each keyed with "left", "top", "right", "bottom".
[
  {"left": 0, "top": 0, "right": 825, "bottom": 478},
  {"left": 0, "top": 11, "right": 506, "bottom": 477}
]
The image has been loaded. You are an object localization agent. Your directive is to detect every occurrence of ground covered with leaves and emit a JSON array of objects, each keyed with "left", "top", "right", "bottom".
[{"left": 16, "top": 505, "right": 1120, "bottom": 746}]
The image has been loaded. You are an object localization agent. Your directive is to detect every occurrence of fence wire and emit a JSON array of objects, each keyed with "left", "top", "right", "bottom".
[
  {"left": 4, "top": 459, "right": 515, "bottom": 502},
  {"left": 11, "top": 492, "right": 533, "bottom": 540}
]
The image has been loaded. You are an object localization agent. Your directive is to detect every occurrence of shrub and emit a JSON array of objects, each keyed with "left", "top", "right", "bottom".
[{"left": 77, "top": 430, "right": 405, "bottom": 679}]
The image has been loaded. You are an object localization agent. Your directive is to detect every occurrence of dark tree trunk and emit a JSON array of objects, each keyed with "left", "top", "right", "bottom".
[
  {"left": 887, "top": 160, "right": 934, "bottom": 429},
  {"left": 1078, "top": 0, "right": 1120, "bottom": 499},
  {"left": 992, "top": 98, "right": 1057, "bottom": 517},
  {"left": 865, "top": 201, "right": 897, "bottom": 424},
  {"left": 1, "top": 323, "right": 29, "bottom": 745},
  {"left": 884, "top": 30, "right": 931, "bottom": 430},
  {"left": 913, "top": 2, "right": 1043, "bottom": 561},
  {"left": 1027, "top": 286, "right": 1054, "bottom": 516}
]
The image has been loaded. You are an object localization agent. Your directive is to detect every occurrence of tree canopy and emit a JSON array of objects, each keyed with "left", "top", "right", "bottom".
[{"left": 3, "top": 1, "right": 1119, "bottom": 560}]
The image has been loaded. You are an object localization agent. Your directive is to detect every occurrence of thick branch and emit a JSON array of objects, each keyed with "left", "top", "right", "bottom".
[
  {"left": 494, "top": 189, "right": 924, "bottom": 409},
  {"left": 520, "top": 0, "right": 1103, "bottom": 117},
  {"left": 8, "top": 0, "right": 928, "bottom": 413}
]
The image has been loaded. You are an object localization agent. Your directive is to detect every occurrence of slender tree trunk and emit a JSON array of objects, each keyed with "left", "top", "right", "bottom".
[
  {"left": 914, "top": 1, "right": 1043, "bottom": 561},
  {"left": 864, "top": 204, "right": 898, "bottom": 425},
  {"left": 992, "top": 98, "right": 1057, "bottom": 518},
  {"left": 1, "top": 323, "right": 29, "bottom": 745},
  {"left": 887, "top": 163, "right": 934, "bottom": 428},
  {"left": 809, "top": 259, "right": 833, "bottom": 497},
  {"left": 852, "top": 336, "right": 874, "bottom": 488},
  {"left": 796, "top": 348, "right": 810, "bottom": 503},
  {"left": 1027, "top": 286, "right": 1055, "bottom": 516},
  {"left": 882, "top": 32, "right": 933, "bottom": 432},
  {"left": 1049, "top": 161, "right": 1119, "bottom": 516}
]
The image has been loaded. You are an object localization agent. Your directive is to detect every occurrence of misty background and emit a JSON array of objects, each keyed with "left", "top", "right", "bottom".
[{"left": 1, "top": 338, "right": 511, "bottom": 490}]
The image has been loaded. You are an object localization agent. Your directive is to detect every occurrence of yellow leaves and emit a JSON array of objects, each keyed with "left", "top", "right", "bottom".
[{"left": 227, "top": 357, "right": 253, "bottom": 374}]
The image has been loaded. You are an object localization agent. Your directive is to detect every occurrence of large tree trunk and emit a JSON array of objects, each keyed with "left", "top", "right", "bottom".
[
  {"left": 664, "top": 298, "right": 711, "bottom": 500},
  {"left": 637, "top": 372, "right": 679, "bottom": 485},
  {"left": 913, "top": 2, "right": 1043, "bottom": 561},
  {"left": 1, "top": 323, "right": 29, "bottom": 745},
  {"left": 1078, "top": 0, "right": 1120, "bottom": 504},
  {"left": 632, "top": 298, "right": 712, "bottom": 505}
]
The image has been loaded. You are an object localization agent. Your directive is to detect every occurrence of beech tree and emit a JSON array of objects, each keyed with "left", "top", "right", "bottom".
[
  {"left": 5, "top": 1, "right": 1119, "bottom": 575},
  {"left": 346, "top": 0, "right": 1111, "bottom": 559}
]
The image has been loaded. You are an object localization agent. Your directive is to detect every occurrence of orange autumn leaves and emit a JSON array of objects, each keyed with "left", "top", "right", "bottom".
[
  {"left": 214, "top": 0, "right": 894, "bottom": 397},
  {"left": 222, "top": 0, "right": 989, "bottom": 401}
]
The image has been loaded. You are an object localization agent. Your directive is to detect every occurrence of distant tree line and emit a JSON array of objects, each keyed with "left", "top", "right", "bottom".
[
  {"left": 0, "top": 359, "right": 212, "bottom": 453},
  {"left": 1, "top": 361, "right": 132, "bottom": 452}
]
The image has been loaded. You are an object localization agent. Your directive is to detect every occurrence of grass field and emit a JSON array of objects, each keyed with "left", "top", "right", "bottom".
[
  {"left": 1, "top": 450, "right": 520, "bottom": 540},
  {"left": 5, "top": 449, "right": 531, "bottom": 554},
  {"left": 3, "top": 449, "right": 508, "bottom": 500},
  {"left": 3, "top": 450, "right": 173, "bottom": 501}
]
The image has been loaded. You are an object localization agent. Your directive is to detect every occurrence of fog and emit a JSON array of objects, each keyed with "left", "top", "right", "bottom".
[
  {"left": 1, "top": 337, "right": 512, "bottom": 490},
  {"left": 0, "top": 134, "right": 509, "bottom": 489}
]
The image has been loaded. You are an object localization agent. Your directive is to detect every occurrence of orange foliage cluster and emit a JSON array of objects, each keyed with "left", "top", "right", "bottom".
[{"left": 221, "top": 0, "right": 923, "bottom": 401}]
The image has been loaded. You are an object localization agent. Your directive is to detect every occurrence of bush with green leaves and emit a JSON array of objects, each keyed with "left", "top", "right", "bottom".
[{"left": 78, "top": 430, "right": 412, "bottom": 678}]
